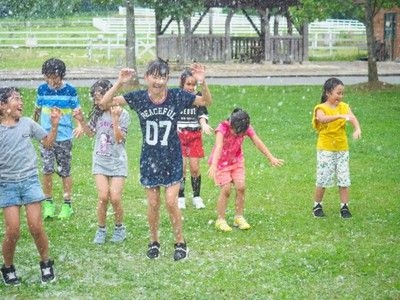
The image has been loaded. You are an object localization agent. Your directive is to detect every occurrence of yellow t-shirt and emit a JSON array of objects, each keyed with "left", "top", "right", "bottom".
[{"left": 312, "top": 102, "right": 350, "bottom": 151}]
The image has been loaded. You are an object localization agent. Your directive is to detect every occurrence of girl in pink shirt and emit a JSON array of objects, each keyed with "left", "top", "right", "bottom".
[{"left": 208, "top": 108, "right": 284, "bottom": 232}]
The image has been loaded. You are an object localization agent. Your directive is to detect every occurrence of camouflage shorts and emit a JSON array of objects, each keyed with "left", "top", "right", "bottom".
[{"left": 40, "top": 140, "right": 72, "bottom": 177}]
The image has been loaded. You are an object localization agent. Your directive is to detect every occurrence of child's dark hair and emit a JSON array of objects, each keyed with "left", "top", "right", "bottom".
[
  {"left": 145, "top": 57, "right": 169, "bottom": 78},
  {"left": 88, "top": 79, "right": 113, "bottom": 121},
  {"left": 230, "top": 108, "right": 250, "bottom": 134},
  {"left": 41, "top": 58, "right": 66, "bottom": 78},
  {"left": 90, "top": 79, "right": 113, "bottom": 99},
  {"left": 0, "top": 87, "right": 19, "bottom": 104},
  {"left": 180, "top": 68, "right": 194, "bottom": 88},
  {"left": 0, "top": 87, "right": 19, "bottom": 117},
  {"left": 321, "top": 77, "right": 344, "bottom": 103}
]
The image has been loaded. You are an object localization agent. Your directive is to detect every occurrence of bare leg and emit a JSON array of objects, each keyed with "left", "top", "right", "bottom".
[
  {"left": 233, "top": 180, "right": 245, "bottom": 217},
  {"left": 95, "top": 175, "right": 110, "bottom": 227},
  {"left": 43, "top": 174, "right": 53, "bottom": 198},
  {"left": 109, "top": 177, "right": 125, "bottom": 225},
  {"left": 62, "top": 176, "right": 72, "bottom": 200},
  {"left": 216, "top": 183, "right": 231, "bottom": 219},
  {"left": 189, "top": 157, "right": 201, "bottom": 178},
  {"left": 339, "top": 186, "right": 349, "bottom": 204},
  {"left": 26, "top": 202, "right": 49, "bottom": 262},
  {"left": 2, "top": 206, "right": 21, "bottom": 266},
  {"left": 146, "top": 187, "right": 161, "bottom": 243},
  {"left": 314, "top": 186, "right": 326, "bottom": 203},
  {"left": 165, "top": 183, "right": 184, "bottom": 243}
]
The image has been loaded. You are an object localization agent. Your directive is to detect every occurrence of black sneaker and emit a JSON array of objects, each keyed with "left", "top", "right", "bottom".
[
  {"left": 1, "top": 264, "right": 21, "bottom": 286},
  {"left": 173, "top": 243, "right": 188, "bottom": 261},
  {"left": 40, "top": 260, "right": 55, "bottom": 283},
  {"left": 147, "top": 241, "right": 161, "bottom": 259},
  {"left": 340, "top": 204, "right": 352, "bottom": 219},
  {"left": 313, "top": 203, "right": 326, "bottom": 217}
]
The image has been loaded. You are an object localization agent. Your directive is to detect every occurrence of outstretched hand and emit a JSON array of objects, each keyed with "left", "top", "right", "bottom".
[
  {"left": 72, "top": 108, "right": 84, "bottom": 122},
  {"left": 269, "top": 157, "right": 284, "bottom": 167},
  {"left": 190, "top": 63, "right": 206, "bottom": 83},
  {"left": 118, "top": 68, "right": 136, "bottom": 84},
  {"left": 49, "top": 107, "right": 62, "bottom": 126},
  {"left": 111, "top": 105, "right": 123, "bottom": 118},
  {"left": 201, "top": 123, "right": 213, "bottom": 135}
]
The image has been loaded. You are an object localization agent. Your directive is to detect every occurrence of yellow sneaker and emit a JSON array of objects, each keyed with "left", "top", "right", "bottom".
[
  {"left": 215, "top": 219, "right": 232, "bottom": 232},
  {"left": 233, "top": 216, "right": 251, "bottom": 230}
]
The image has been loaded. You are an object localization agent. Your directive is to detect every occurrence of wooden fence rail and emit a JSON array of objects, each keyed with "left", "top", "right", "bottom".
[{"left": 157, "top": 35, "right": 304, "bottom": 63}]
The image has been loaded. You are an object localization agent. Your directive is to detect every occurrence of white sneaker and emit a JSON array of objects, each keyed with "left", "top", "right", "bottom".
[
  {"left": 192, "top": 196, "right": 205, "bottom": 209},
  {"left": 178, "top": 197, "right": 186, "bottom": 209}
]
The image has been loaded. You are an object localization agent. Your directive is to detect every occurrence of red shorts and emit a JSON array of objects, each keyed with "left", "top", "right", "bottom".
[{"left": 178, "top": 129, "right": 204, "bottom": 158}]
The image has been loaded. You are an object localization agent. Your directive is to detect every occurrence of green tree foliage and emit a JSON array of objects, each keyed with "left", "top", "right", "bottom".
[
  {"left": 1, "top": 0, "right": 83, "bottom": 19},
  {"left": 290, "top": 0, "right": 400, "bottom": 84},
  {"left": 137, "top": 0, "right": 204, "bottom": 23}
]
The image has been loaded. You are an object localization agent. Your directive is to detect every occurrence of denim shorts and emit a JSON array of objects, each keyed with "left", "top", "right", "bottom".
[{"left": 0, "top": 175, "right": 45, "bottom": 208}]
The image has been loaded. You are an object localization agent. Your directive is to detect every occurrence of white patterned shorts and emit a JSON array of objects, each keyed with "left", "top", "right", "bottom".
[{"left": 316, "top": 150, "right": 350, "bottom": 188}]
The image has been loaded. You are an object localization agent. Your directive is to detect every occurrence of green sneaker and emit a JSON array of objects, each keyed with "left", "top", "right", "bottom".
[
  {"left": 58, "top": 203, "right": 74, "bottom": 220},
  {"left": 42, "top": 200, "right": 55, "bottom": 219}
]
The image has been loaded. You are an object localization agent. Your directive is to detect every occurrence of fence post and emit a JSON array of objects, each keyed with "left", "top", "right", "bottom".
[
  {"left": 108, "top": 39, "right": 111, "bottom": 60},
  {"left": 87, "top": 39, "right": 93, "bottom": 60}
]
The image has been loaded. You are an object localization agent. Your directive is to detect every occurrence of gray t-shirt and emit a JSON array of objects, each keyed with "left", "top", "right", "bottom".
[
  {"left": 0, "top": 117, "right": 47, "bottom": 182},
  {"left": 92, "top": 109, "right": 130, "bottom": 177}
]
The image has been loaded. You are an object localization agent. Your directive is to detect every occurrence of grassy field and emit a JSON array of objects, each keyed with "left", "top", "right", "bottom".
[{"left": 0, "top": 83, "right": 399, "bottom": 299}]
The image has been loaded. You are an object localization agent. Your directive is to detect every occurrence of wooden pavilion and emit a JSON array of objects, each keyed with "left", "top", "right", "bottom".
[{"left": 156, "top": 0, "right": 306, "bottom": 64}]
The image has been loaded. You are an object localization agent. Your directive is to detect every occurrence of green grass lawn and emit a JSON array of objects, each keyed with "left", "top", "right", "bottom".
[{"left": 1, "top": 84, "right": 399, "bottom": 299}]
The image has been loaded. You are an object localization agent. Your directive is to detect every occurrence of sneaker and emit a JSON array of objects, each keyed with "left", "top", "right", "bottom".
[
  {"left": 58, "top": 203, "right": 74, "bottom": 220},
  {"left": 178, "top": 197, "right": 186, "bottom": 209},
  {"left": 313, "top": 203, "right": 326, "bottom": 218},
  {"left": 173, "top": 243, "right": 188, "bottom": 261},
  {"left": 93, "top": 228, "right": 107, "bottom": 244},
  {"left": 233, "top": 216, "right": 251, "bottom": 230},
  {"left": 110, "top": 225, "right": 126, "bottom": 243},
  {"left": 40, "top": 260, "right": 55, "bottom": 284},
  {"left": 192, "top": 196, "right": 205, "bottom": 209},
  {"left": 1, "top": 264, "right": 21, "bottom": 286},
  {"left": 340, "top": 204, "right": 352, "bottom": 219},
  {"left": 42, "top": 200, "right": 55, "bottom": 219},
  {"left": 147, "top": 241, "right": 161, "bottom": 259},
  {"left": 215, "top": 219, "right": 232, "bottom": 232}
]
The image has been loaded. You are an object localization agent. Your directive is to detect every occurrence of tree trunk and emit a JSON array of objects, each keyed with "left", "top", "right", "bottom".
[
  {"left": 224, "top": 9, "right": 234, "bottom": 63},
  {"left": 183, "top": 17, "right": 191, "bottom": 64},
  {"left": 261, "top": 8, "right": 270, "bottom": 62},
  {"left": 125, "top": 0, "right": 139, "bottom": 85},
  {"left": 364, "top": 1, "right": 379, "bottom": 82}
]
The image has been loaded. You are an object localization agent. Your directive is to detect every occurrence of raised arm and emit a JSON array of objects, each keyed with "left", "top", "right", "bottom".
[
  {"left": 98, "top": 68, "right": 135, "bottom": 109},
  {"left": 190, "top": 63, "right": 212, "bottom": 107}
]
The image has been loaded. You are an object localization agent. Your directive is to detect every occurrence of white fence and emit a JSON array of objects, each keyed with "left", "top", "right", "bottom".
[
  {"left": 308, "top": 19, "right": 366, "bottom": 56},
  {"left": 0, "top": 6, "right": 367, "bottom": 60},
  {"left": 92, "top": 7, "right": 291, "bottom": 36}
]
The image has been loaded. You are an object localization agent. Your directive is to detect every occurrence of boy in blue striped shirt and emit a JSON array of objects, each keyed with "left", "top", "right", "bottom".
[{"left": 34, "top": 58, "right": 81, "bottom": 220}]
